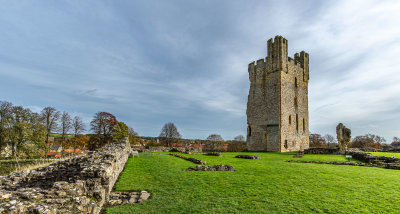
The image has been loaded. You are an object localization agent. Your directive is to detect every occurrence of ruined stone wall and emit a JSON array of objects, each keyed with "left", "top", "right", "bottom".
[
  {"left": 0, "top": 138, "right": 132, "bottom": 214},
  {"left": 247, "top": 36, "right": 309, "bottom": 152}
]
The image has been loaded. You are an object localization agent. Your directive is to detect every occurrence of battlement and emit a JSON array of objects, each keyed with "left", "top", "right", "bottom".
[
  {"left": 294, "top": 51, "right": 309, "bottom": 81},
  {"left": 287, "top": 57, "right": 303, "bottom": 70},
  {"left": 267, "top": 35, "right": 288, "bottom": 59},
  {"left": 294, "top": 51, "right": 309, "bottom": 68},
  {"left": 248, "top": 36, "right": 309, "bottom": 81}
]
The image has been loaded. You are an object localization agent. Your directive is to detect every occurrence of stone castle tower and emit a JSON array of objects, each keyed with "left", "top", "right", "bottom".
[{"left": 246, "top": 35, "right": 309, "bottom": 152}]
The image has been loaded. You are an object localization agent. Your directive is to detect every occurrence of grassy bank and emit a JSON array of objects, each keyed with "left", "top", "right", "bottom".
[
  {"left": 0, "top": 159, "right": 56, "bottom": 176},
  {"left": 368, "top": 152, "right": 400, "bottom": 158},
  {"left": 107, "top": 152, "right": 400, "bottom": 213}
]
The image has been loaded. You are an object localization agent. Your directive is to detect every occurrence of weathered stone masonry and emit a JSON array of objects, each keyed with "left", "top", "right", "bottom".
[
  {"left": 0, "top": 138, "right": 141, "bottom": 214},
  {"left": 247, "top": 35, "right": 309, "bottom": 152}
]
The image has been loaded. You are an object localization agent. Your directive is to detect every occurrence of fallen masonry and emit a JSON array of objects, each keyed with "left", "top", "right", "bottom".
[
  {"left": 104, "top": 191, "right": 151, "bottom": 208},
  {"left": 346, "top": 151, "right": 400, "bottom": 170},
  {"left": 294, "top": 151, "right": 304, "bottom": 158},
  {"left": 204, "top": 152, "right": 222, "bottom": 156},
  {"left": 304, "top": 148, "right": 340, "bottom": 154},
  {"left": 286, "top": 160, "right": 369, "bottom": 167},
  {"left": 0, "top": 138, "right": 150, "bottom": 214},
  {"left": 186, "top": 165, "right": 234, "bottom": 171},
  {"left": 286, "top": 159, "right": 400, "bottom": 170},
  {"left": 169, "top": 153, "right": 206, "bottom": 165},
  {"left": 346, "top": 151, "right": 400, "bottom": 164},
  {"left": 235, "top": 155, "right": 260, "bottom": 159}
]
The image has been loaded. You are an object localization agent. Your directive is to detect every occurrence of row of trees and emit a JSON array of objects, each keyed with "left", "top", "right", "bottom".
[
  {"left": 309, "top": 134, "right": 337, "bottom": 148},
  {"left": 0, "top": 100, "right": 137, "bottom": 158},
  {"left": 309, "top": 132, "right": 397, "bottom": 149},
  {"left": 0, "top": 101, "right": 90, "bottom": 157},
  {"left": 40, "top": 107, "right": 86, "bottom": 152},
  {"left": 158, "top": 122, "right": 245, "bottom": 147},
  {"left": 0, "top": 101, "right": 47, "bottom": 157}
]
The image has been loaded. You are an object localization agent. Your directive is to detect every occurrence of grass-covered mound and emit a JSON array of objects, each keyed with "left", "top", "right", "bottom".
[
  {"left": 368, "top": 152, "right": 400, "bottom": 159},
  {"left": 108, "top": 152, "right": 400, "bottom": 213}
]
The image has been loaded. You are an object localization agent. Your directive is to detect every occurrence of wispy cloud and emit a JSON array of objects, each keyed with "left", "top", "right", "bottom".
[{"left": 0, "top": 0, "right": 399, "bottom": 141}]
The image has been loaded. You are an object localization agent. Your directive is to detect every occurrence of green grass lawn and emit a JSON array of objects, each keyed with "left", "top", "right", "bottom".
[
  {"left": 368, "top": 152, "right": 400, "bottom": 158},
  {"left": 289, "top": 154, "right": 361, "bottom": 162},
  {"left": 107, "top": 152, "right": 400, "bottom": 213},
  {"left": 49, "top": 133, "right": 74, "bottom": 139}
]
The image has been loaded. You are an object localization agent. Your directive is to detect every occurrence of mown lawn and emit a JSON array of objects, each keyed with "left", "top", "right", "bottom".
[
  {"left": 368, "top": 152, "right": 400, "bottom": 158},
  {"left": 108, "top": 152, "right": 400, "bottom": 213}
]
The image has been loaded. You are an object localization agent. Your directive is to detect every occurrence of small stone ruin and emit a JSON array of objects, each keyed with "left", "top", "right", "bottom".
[
  {"left": 186, "top": 165, "right": 234, "bottom": 171},
  {"left": 294, "top": 151, "right": 304, "bottom": 158},
  {"left": 106, "top": 191, "right": 151, "bottom": 207},
  {"left": 336, "top": 123, "right": 351, "bottom": 154},
  {"left": 169, "top": 153, "right": 206, "bottom": 165},
  {"left": 304, "top": 148, "right": 340, "bottom": 154},
  {"left": 235, "top": 155, "right": 260, "bottom": 159},
  {"left": 204, "top": 152, "right": 222, "bottom": 156}
]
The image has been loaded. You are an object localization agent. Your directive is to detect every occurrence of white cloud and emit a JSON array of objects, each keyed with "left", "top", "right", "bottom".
[{"left": 1, "top": 0, "right": 400, "bottom": 140}]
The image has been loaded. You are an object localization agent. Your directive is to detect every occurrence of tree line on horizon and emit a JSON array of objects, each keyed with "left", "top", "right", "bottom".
[
  {"left": 309, "top": 133, "right": 400, "bottom": 150},
  {"left": 151, "top": 122, "right": 246, "bottom": 152},
  {"left": 157, "top": 122, "right": 245, "bottom": 144}
]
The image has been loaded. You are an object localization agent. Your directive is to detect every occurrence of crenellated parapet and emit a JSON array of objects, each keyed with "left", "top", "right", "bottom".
[
  {"left": 294, "top": 51, "right": 309, "bottom": 81},
  {"left": 248, "top": 35, "right": 309, "bottom": 83}
]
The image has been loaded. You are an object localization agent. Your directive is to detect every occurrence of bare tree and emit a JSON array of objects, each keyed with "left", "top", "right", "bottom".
[
  {"left": 159, "top": 122, "right": 181, "bottom": 147},
  {"left": 233, "top": 135, "right": 245, "bottom": 142},
  {"left": 128, "top": 126, "right": 139, "bottom": 145},
  {"left": 0, "top": 101, "right": 13, "bottom": 149},
  {"left": 309, "top": 133, "right": 326, "bottom": 148},
  {"left": 205, "top": 134, "right": 224, "bottom": 152},
  {"left": 60, "top": 111, "right": 72, "bottom": 142},
  {"left": 324, "top": 134, "right": 336, "bottom": 148},
  {"left": 206, "top": 134, "right": 224, "bottom": 141},
  {"left": 72, "top": 116, "right": 86, "bottom": 137},
  {"left": 40, "top": 107, "right": 60, "bottom": 151},
  {"left": 392, "top": 137, "right": 400, "bottom": 149},
  {"left": 374, "top": 135, "right": 386, "bottom": 144}
]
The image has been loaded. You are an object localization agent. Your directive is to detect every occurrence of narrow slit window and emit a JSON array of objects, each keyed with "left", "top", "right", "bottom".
[
  {"left": 303, "top": 118, "right": 306, "bottom": 133},
  {"left": 284, "top": 140, "right": 288, "bottom": 149},
  {"left": 296, "top": 114, "right": 299, "bottom": 132},
  {"left": 295, "top": 77, "right": 298, "bottom": 87},
  {"left": 248, "top": 126, "right": 251, "bottom": 137},
  {"left": 289, "top": 115, "right": 292, "bottom": 125}
]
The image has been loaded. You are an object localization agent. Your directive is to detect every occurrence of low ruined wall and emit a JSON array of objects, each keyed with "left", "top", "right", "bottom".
[
  {"left": 0, "top": 138, "right": 131, "bottom": 214},
  {"left": 304, "top": 148, "right": 340, "bottom": 154},
  {"left": 139, "top": 147, "right": 202, "bottom": 153},
  {"left": 346, "top": 151, "right": 400, "bottom": 165},
  {"left": 169, "top": 153, "right": 206, "bottom": 165}
]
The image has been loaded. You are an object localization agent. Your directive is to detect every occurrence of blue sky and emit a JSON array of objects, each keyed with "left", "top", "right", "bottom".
[{"left": 1, "top": 0, "right": 400, "bottom": 141}]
